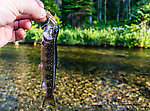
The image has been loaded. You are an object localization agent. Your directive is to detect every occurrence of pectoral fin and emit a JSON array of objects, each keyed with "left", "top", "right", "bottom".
[
  {"left": 38, "top": 63, "right": 43, "bottom": 70},
  {"left": 40, "top": 80, "right": 46, "bottom": 89}
]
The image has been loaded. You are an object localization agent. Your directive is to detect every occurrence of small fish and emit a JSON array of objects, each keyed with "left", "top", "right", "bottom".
[{"left": 39, "top": 11, "right": 59, "bottom": 108}]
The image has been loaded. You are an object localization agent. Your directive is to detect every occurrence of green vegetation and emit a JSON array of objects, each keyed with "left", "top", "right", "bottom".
[
  {"left": 24, "top": 0, "right": 150, "bottom": 48},
  {"left": 25, "top": 25, "right": 150, "bottom": 48},
  {"left": 25, "top": 22, "right": 43, "bottom": 42},
  {"left": 58, "top": 26, "right": 150, "bottom": 48},
  {"left": 61, "top": 0, "right": 92, "bottom": 26}
]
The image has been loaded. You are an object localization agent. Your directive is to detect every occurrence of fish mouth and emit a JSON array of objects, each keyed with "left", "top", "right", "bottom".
[{"left": 43, "top": 35, "right": 53, "bottom": 42}]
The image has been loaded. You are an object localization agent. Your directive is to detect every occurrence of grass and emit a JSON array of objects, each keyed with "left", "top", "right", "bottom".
[{"left": 25, "top": 24, "right": 150, "bottom": 48}]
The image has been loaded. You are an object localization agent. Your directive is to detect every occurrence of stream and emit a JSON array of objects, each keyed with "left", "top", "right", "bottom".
[{"left": 0, "top": 44, "right": 150, "bottom": 110}]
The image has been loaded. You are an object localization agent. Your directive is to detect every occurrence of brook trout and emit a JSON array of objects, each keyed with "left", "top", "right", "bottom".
[{"left": 39, "top": 11, "right": 59, "bottom": 108}]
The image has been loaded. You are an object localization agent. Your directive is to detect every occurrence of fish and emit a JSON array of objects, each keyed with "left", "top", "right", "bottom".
[{"left": 39, "top": 11, "right": 59, "bottom": 108}]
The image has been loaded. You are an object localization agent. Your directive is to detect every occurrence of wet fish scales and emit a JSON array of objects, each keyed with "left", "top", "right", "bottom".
[
  {"left": 42, "top": 40, "right": 56, "bottom": 107},
  {"left": 39, "top": 11, "right": 59, "bottom": 109}
]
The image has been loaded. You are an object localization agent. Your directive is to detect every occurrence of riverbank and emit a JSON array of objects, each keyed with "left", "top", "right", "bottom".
[
  {"left": 58, "top": 26, "right": 150, "bottom": 48},
  {"left": 23, "top": 25, "right": 150, "bottom": 48}
]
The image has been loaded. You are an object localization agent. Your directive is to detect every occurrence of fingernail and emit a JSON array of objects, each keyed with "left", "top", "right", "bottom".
[{"left": 41, "top": 8, "right": 46, "bottom": 17}]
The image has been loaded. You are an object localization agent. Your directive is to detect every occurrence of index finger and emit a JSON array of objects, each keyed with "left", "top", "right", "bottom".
[
  {"left": 16, "top": 14, "right": 32, "bottom": 20},
  {"left": 16, "top": 0, "right": 47, "bottom": 22},
  {"left": 35, "top": 0, "right": 44, "bottom": 8}
]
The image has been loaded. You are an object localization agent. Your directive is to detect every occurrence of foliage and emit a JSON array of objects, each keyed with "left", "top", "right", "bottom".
[
  {"left": 62, "top": 0, "right": 92, "bottom": 15},
  {"left": 59, "top": 26, "right": 148, "bottom": 48},
  {"left": 131, "top": 0, "right": 150, "bottom": 25},
  {"left": 25, "top": 22, "right": 43, "bottom": 42},
  {"left": 39, "top": 0, "right": 150, "bottom": 27},
  {"left": 41, "top": 0, "right": 60, "bottom": 16},
  {"left": 58, "top": 25, "right": 150, "bottom": 48},
  {"left": 24, "top": 0, "right": 150, "bottom": 49},
  {"left": 26, "top": 24, "right": 150, "bottom": 48},
  {"left": 54, "top": 14, "right": 63, "bottom": 27},
  {"left": 62, "top": 0, "right": 94, "bottom": 26}
]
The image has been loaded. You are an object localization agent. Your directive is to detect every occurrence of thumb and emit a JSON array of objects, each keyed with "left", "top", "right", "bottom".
[{"left": 16, "top": 0, "right": 47, "bottom": 22}]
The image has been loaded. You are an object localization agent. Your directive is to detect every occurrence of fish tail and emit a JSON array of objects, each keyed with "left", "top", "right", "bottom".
[{"left": 42, "top": 95, "right": 55, "bottom": 108}]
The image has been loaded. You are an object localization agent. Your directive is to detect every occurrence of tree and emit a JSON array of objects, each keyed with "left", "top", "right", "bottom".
[
  {"left": 89, "top": 0, "right": 93, "bottom": 24},
  {"left": 97, "top": 0, "right": 103, "bottom": 21},
  {"left": 41, "top": 0, "right": 150, "bottom": 27},
  {"left": 104, "top": 0, "right": 107, "bottom": 24},
  {"left": 131, "top": 0, "right": 150, "bottom": 25},
  {"left": 62, "top": 0, "right": 92, "bottom": 26},
  {"left": 128, "top": 0, "right": 131, "bottom": 20},
  {"left": 54, "top": 0, "right": 58, "bottom": 4},
  {"left": 117, "top": 0, "right": 120, "bottom": 22},
  {"left": 125, "top": 0, "right": 129, "bottom": 19}
]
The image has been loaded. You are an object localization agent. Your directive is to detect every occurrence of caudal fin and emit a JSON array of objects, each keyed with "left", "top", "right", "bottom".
[{"left": 42, "top": 95, "right": 55, "bottom": 108}]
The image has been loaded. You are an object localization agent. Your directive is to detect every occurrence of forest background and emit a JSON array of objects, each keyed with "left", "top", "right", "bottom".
[{"left": 25, "top": 0, "right": 150, "bottom": 48}]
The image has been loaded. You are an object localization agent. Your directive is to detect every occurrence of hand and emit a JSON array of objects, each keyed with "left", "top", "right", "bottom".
[{"left": 0, "top": 0, "right": 47, "bottom": 47}]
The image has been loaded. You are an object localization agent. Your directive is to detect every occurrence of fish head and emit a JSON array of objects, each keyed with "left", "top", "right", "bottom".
[
  {"left": 42, "top": 24, "right": 59, "bottom": 42},
  {"left": 42, "top": 22, "right": 54, "bottom": 41}
]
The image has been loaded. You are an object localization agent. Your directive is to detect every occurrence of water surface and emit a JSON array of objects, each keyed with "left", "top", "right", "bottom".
[{"left": 0, "top": 44, "right": 150, "bottom": 110}]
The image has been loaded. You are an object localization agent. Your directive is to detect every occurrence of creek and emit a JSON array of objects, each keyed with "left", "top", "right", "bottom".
[{"left": 0, "top": 44, "right": 149, "bottom": 110}]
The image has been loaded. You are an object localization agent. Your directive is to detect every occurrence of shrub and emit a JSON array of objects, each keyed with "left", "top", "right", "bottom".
[
  {"left": 26, "top": 22, "right": 43, "bottom": 42},
  {"left": 25, "top": 23, "right": 150, "bottom": 48}
]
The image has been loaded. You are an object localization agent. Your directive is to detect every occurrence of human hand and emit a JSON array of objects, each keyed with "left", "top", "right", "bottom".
[{"left": 0, "top": 0, "right": 47, "bottom": 47}]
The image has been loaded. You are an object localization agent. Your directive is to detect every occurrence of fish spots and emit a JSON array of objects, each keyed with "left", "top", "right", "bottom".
[
  {"left": 47, "top": 88, "right": 53, "bottom": 94},
  {"left": 45, "top": 66, "right": 52, "bottom": 71},
  {"left": 47, "top": 83, "right": 52, "bottom": 87},
  {"left": 45, "top": 41, "right": 55, "bottom": 75},
  {"left": 46, "top": 75, "right": 51, "bottom": 79},
  {"left": 42, "top": 38, "right": 57, "bottom": 99},
  {"left": 45, "top": 74, "right": 53, "bottom": 79}
]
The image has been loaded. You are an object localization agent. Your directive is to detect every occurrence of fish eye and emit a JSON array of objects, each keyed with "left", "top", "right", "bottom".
[{"left": 54, "top": 29, "right": 57, "bottom": 34}]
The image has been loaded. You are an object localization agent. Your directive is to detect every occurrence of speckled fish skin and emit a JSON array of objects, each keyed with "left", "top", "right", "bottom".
[
  {"left": 40, "top": 11, "right": 59, "bottom": 108},
  {"left": 41, "top": 39, "right": 56, "bottom": 107}
]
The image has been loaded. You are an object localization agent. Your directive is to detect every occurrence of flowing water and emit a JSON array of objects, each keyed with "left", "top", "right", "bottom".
[{"left": 0, "top": 44, "right": 150, "bottom": 110}]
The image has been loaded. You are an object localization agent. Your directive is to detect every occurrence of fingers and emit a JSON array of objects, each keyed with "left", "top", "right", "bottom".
[
  {"left": 0, "top": 23, "right": 27, "bottom": 47},
  {"left": 16, "top": 0, "right": 47, "bottom": 22},
  {"left": 13, "top": 19, "right": 32, "bottom": 41},
  {"left": 15, "top": 28, "right": 26, "bottom": 40},
  {"left": 11, "top": 28, "right": 26, "bottom": 42},
  {"left": 16, "top": 14, "right": 32, "bottom": 20},
  {"left": 14, "top": 19, "right": 32, "bottom": 30},
  {"left": 35, "top": 0, "right": 44, "bottom": 8},
  {"left": 9, "top": 28, "right": 26, "bottom": 43}
]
